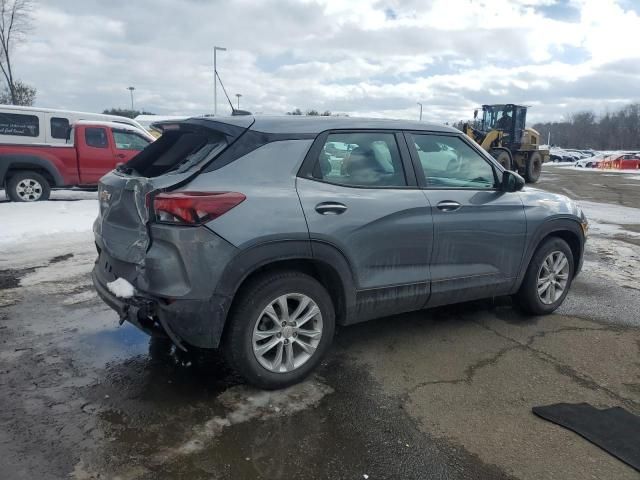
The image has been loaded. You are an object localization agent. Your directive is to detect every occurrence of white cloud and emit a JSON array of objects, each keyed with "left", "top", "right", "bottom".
[{"left": 11, "top": 0, "right": 640, "bottom": 123}]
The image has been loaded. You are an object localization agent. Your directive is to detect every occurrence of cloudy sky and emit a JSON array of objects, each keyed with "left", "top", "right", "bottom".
[{"left": 16, "top": 0, "right": 640, "bottom": 123}]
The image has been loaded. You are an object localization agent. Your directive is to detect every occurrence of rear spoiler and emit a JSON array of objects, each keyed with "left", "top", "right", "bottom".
[{"left": 150, "top": 116, "right": 254, "bottom": 139}]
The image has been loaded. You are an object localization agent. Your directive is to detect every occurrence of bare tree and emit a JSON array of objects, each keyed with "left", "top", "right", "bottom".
[{"left": 0, "top": 0, "right": 34, "bottom": 105}]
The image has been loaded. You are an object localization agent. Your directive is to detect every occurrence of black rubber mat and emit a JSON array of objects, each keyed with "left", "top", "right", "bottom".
[{"left": 532, "top": 403, "right": 640, "bottom": 472}]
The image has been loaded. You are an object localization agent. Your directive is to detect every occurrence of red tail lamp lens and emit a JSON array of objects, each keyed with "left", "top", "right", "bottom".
[{"left": 153, "top": 192, "right": 246, "bottom": 225}]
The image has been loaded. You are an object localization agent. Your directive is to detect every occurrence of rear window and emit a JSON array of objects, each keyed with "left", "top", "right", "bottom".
[
  {"left": 312, "top": 132, "right": 407, "bottom": 187},
  {"left": 0, "top": 113, "right": 39, "bottom": 137},
  {"left": 121, "top": 129, "right": 227, "bottom": 177},
  {"left": 50, "top": 117, "right": 70, "bottom": 139}
]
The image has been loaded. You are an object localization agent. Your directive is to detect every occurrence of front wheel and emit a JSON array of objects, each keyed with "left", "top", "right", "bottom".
[
  {"left": 224, "top": 271, "right": 335, "bottom": 389},
  {"left": 7, "top": 171, "right": 51, "bottom": 202},
  {"left": 524, "top": 152, "right": 542, "bottom": 183},
  {"left": 515, "top": 237, "right": 574, "bottom": 315}
]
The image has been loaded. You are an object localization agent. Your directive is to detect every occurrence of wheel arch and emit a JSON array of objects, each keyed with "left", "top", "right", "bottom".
[
  {"left": 513, "top": 218, "right": 585, "bottom": 293},
  {"left": 215, "top": 240, "right": 357, "bottom": 341},
  {"left": 0, "top": 155, "right": 64, "bottom": 187}
]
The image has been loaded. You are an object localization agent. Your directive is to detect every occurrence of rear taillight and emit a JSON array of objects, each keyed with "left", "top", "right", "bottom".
[{"left": 153, "top": 192, "right": 246, "bottom": 225}]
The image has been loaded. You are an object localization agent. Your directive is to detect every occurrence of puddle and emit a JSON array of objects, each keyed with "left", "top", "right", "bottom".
[{"left": 77, "top": 322, "right": 151, "bottom": 369}]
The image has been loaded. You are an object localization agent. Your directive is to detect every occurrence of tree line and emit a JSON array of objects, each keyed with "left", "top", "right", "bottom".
[{"left": 532, "top": 103, "right": 640, "bottom": 150}]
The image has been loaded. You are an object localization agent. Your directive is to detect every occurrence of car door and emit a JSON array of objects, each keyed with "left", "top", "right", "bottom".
[
  {"left": 296, "top": 130, "right": 433, "bottom": 322},
  {"left": 405, "top": 132, "right": 526, "bottom": 307},
  {"left": 78, "top": 126, "right": 117, "bottom": 184},
  {"left": 111, "top": 129, "right": 152, "bottom": 165}
]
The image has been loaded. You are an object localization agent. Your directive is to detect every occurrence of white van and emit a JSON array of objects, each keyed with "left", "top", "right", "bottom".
[{"left": 0, "top": 105, "right": 148, "bottom": 145}]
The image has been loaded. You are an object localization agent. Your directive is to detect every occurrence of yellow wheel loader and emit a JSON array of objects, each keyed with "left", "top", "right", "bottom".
[{"left": 463, "top": 104, "right": 549, "bottom": 183}]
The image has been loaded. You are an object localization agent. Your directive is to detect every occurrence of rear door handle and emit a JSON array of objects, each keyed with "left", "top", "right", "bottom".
[
  {"left": 436, "top": 200, "right": 462, "bottom": 212},
  {"left": 315, "top": 202, "right": 347, "bottom": 215}
]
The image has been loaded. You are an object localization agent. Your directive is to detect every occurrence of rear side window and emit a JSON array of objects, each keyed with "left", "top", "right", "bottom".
[
  {"left": 113, "top": 130, "right": 150, "bottom": 151},
  {"left": 312, "top": 132, "right": 406, "bottom": 187},
  {"left": 50, "top": 117, "right": 70, "bottom": 139},
  {"left": 85, "top": 127, "right": 108, "bottom": 148},
  {"left": 0, "top": 113, "right": 39, "bottom": 137}
]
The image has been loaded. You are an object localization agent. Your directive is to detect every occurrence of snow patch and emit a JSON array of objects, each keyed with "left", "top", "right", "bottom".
[
  {"left": 155, "top": 378, "right": 333, "bottom": 462},
  {"left": 583, "top": 237, "right": 640, "bottom": 291},
  {"left": 62, "top": 290, "right": 97, "bottom": 305},
  {"left": 0, "top": 197, "right": 98, "bottom": 245},
  {"left": 577, "top": 200, "right": 640, "bottom": 232},
  {"left": 107, "top": 278, "right": 135, "bottom": 298}
]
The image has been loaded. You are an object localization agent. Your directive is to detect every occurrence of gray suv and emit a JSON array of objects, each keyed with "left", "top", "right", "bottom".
[{"left": 92, "top": 116, "right": 588, "bottom": 389}]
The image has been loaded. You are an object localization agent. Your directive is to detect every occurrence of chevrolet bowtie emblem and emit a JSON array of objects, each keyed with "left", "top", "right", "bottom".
[{"left": 100, "top": 190, "right": 111, "bottom": 202}]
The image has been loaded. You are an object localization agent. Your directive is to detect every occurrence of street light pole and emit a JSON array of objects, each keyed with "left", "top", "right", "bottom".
[
  {"left": 417, "top": 102, "right": 423, "bottom": 121},
  {"left": 128, "top": 86, "right": 135, "bottom": 111},
  {"left": 213, "top": 46, "right": 227, "bottom": 115},
  {"left": 235, "top": 93, "right": 242, "bottom": 110}
]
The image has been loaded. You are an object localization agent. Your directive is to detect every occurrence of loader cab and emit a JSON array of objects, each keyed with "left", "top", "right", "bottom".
[{"left": 481, "top": 104, "right": 527, "bottom": 148}]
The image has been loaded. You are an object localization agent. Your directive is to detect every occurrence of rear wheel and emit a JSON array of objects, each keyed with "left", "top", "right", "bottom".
[
  {"left": 224, "top": 271, "right": 335, "bottom": 389},
  {"left": 515, "top": 237, "right": 574, "bottom": 315},
  {"left": 524, "top": 152, "right": 542, "bottom": 183},
  {"left": 7, "top": 171, "right": 51, "bottom": 202}
]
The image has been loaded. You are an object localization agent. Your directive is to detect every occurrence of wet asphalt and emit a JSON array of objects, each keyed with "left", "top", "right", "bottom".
[{"left": 1, "top": 166, "right": 639, "bottom": 479}]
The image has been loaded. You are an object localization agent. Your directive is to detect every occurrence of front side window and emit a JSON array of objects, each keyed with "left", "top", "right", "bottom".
[
  {"left": 85, "top": 127, "right": 108, "bottom": 148},
  {"left": 113, "top": 130, "right": 150, "bottom": 151},
  {"left": 0, "top": 113, "right": 39, "bottom": 137},
  {"left": 312, "top": 132, "right": 406, "bottom": 187},
  {"left": 411, "top": 134, "right": 496, "bottom": 189},
  {"left": 50, "top": 117, "right": 70, "bottom": 139}
]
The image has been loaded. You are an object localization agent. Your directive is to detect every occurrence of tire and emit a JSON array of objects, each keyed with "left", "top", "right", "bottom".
[
  {"left": 524, "top": 152, "right": 542, "bottom": 183},
  {"left": 493, "top": 149, "right": 512, "bottom": 170},
  {"left": 515, "top": 237, "right": 574, "bottom": 315},
  {"left": 7, "top": 171, "right": 51, "bottom": 202},
  {"left": 223, "top": 271, "right": 335, "bottom": 389}
]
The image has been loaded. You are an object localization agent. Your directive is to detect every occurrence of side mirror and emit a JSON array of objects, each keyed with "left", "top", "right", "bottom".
[{"left": 501, "top": 170, "right": 525, "bottom": 192}]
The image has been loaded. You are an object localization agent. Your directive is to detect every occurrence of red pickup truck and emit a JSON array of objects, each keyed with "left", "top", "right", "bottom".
[{"left": 0, "top": 120, "right": 154, "bottom": 201}]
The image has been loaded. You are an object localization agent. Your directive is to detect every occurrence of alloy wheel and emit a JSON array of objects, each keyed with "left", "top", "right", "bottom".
[
  {"left": 537, "top": 251, "right": 570, "bottom": 305},
  {"left": 252, "top": 293, "right": 323, "bottom": 373},
  {"left": 16, "top": 178, "right": 43, "bottom": 201}
]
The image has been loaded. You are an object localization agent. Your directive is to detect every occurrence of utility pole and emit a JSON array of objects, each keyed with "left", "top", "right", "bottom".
[
  {"left": 417, "top": 102, "right": 423, "bottom": 121},
  {"left": 213, "top": 46, "right": 227, "bottom": 115},
  {"left": 127, "top": 86, "right": 135, "bottom": 111},
  {"left": 235, "top": 93, "right": 242, "bottom": 110}
]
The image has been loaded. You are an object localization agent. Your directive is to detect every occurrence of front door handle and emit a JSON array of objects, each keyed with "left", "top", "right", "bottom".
[
  {"left": 315, "top": 202, "right": 347, "bottom": 215},
  {"left": 116, "top": 153, "right": 126, "bottom": 159},
  {"left": 437, "top": 200, "right": 462, "bottom": 212}
]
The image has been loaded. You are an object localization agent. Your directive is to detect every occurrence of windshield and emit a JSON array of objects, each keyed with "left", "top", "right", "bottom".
[{"left": 482, "top": 105, "right": 512, "bottom": 131}]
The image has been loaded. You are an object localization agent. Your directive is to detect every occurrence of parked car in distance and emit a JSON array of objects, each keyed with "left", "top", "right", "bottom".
[
  {"left": 92, "top": 116, "right": 588, "bottom": 389},
  {"left": 0, "top": 105, "right": 147, "bottom": 145},
  {"left": 0, "top": 120, "right": 154, "bottom": 201},
  {"left": 575, "top": 153, "right": 606, "bottom": 168},
  {"left": 601, "top": 153, "right": 640, "bottom": 170}
]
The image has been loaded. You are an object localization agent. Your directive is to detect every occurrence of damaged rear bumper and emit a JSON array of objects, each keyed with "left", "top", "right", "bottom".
[
  {"left": 91, "top": 222, "right": 238, "bottom": 349},
  {"left": 92, "top": 265, "right": 233, "bottom": 350},
  {"left": 91, "top": 267, "right": 165, "bottom": 339}
]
